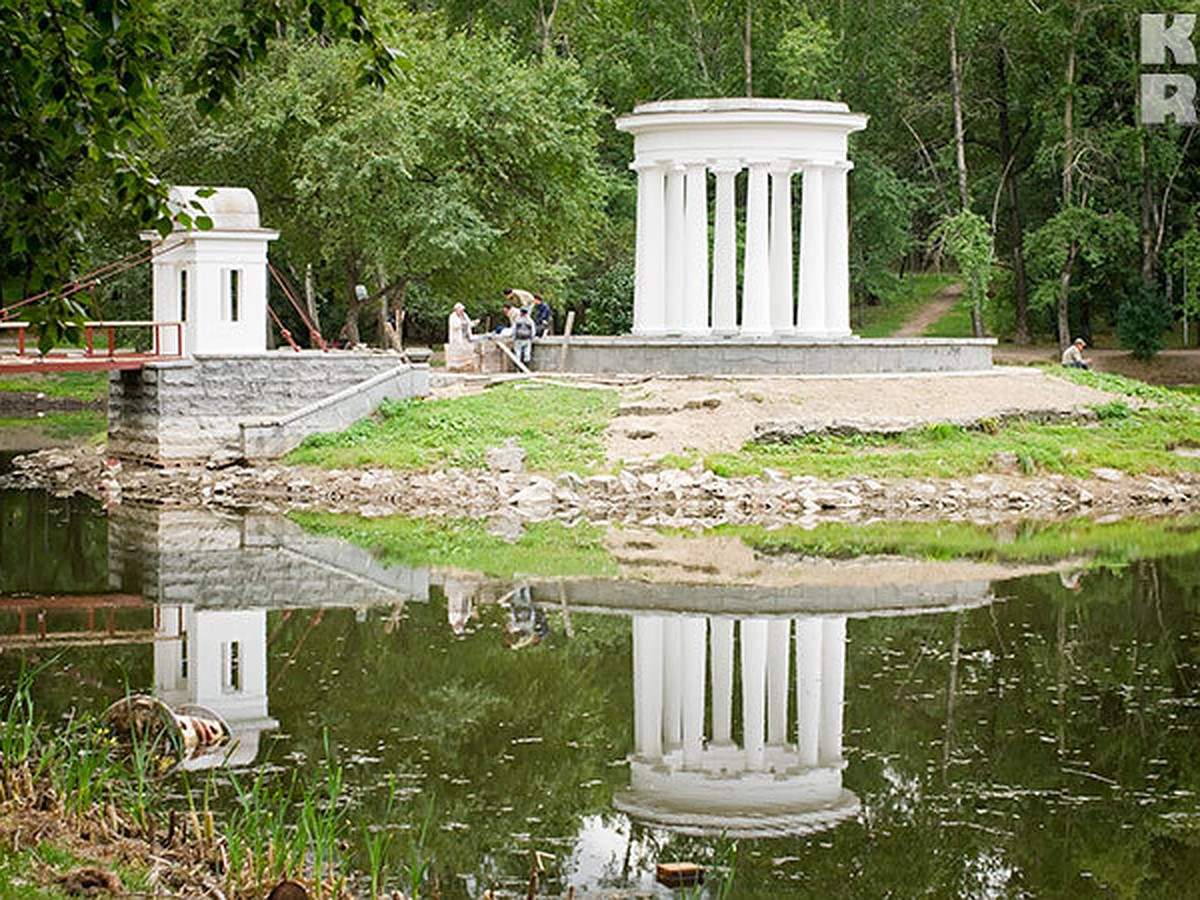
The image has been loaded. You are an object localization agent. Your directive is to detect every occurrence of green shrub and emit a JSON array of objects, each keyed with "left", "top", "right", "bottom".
[{"left": 1117, "top": 285, "right": 1173, "bottom": 360}]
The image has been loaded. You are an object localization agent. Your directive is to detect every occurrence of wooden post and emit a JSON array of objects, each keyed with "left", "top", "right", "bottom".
[{"left": 557, "top": 310, "right": 575, "bottom": 372}]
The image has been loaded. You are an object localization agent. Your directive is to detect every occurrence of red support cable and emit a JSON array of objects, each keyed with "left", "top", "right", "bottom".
[
  {"left": 267, "top": 303, "right": 301, "bottom": 351},
  {"left": 267, "top": 262, "right": 328, "bottom": 351}
]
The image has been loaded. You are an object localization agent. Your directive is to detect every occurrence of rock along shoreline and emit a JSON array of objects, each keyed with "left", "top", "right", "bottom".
[{"left": 5, "top": 445, "right": 1199, "bottom": 529}]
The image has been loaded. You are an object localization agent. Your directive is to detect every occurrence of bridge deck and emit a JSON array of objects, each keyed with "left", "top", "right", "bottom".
[{"left": 0, "top": 319, "right": 183, "bottom": 373}]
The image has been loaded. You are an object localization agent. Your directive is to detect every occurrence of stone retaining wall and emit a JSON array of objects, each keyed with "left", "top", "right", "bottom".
[
  {"left": 537, "top": 335, "right": 995, "bottom": 375},
  {"left": 108, "top": 352, "right": 428, "bottom": 463}
]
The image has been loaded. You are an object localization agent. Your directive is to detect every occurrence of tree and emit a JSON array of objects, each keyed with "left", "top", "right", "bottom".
[
  {"left": 156, "top": 12, "right": 605, "bottom": 345},
  {"left": 930, "top": 209, "right": 993, "bottom": 336},
  {"left": 0, "top": 0, "right": 397, "bottom": 308}
]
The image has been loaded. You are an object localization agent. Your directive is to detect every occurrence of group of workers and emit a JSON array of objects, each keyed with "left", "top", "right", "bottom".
[{"left": 445, "top": 288, "right": 553, "bottom": 372}]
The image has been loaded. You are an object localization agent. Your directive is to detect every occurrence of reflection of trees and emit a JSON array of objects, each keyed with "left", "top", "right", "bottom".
[
  {"left": 261, "top": 591, "right": 632, "bottom": 893},
  {"left": 0, "top": 490, "right": 108, "bottom": 593},
  {"left": 772, "top": 553, "right": 1200, "bottom": 896}
]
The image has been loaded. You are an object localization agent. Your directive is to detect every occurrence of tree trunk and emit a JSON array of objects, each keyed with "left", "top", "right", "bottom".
[
  {"left": 1057, "top": 240, "right": 1078, "bottom": 345},
  {"left": 1140, "top": 134, "right": 1156, "bottom": 285},
  {"left": 340, "top": 272, "right": 365, "bottom": 346},
  {"left": 949, "top": 17, "right": 970, "bottom": 212},
  {"left": 743, "top": 0, "right": 753, "bottom": 97},
  {"left": 996, "top": 45, "right": 1031, "bottom": 343},
  {"left": 537, "top": 0, "right": 559, "bottom": 56},
  {"left": 1057, "top": 0, "right": 1083, "bottom": 349},
  {"left": 303, "top": 263, "right": 322, "bottom": 338}
]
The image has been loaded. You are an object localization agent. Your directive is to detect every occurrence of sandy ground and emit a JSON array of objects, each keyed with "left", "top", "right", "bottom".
[
  {"left": 432, "top": 366, "right": 1135, "bottom": 463},
  {"left": 603, "top": 369, "right": 1134, "bottom": 461}
]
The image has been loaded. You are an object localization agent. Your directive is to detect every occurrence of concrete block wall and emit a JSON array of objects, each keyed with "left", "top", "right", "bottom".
[{"left": 108, "top": 352, "right": 428, "bottom": 462}]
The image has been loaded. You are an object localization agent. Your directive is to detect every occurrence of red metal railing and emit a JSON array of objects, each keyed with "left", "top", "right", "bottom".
[{"left": 0, "top": 320, "right": 184, "bottom": 370}]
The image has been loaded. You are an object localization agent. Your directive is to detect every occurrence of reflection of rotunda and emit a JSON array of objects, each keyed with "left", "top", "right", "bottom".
[{"left": 615, "top": 613, "right": 858, "bottom": 837}]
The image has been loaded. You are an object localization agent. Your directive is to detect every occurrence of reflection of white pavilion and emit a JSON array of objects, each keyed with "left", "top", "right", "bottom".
[
  {"left": 616, "top": 613, "right": 858, "bottom": 837},
  {"left": 154, "top": 604, "right": 278, "bottom": 769}
]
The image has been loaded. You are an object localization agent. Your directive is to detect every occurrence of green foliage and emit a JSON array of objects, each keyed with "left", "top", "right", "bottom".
[
  {"left": 718, "top": 515, "right": 1200, "bottom": 566},
  {"left": 1117, "top": 284, "right": 1174, "bottom": 360},
  {"left": 0, "top": 0, "right": 395, "bottom": 312},
  {"left": 929, "top": 210, "right": 993, "bottom": 335},
  {"left": 289, "top": 382, "right": 617, "bottom": 473}
]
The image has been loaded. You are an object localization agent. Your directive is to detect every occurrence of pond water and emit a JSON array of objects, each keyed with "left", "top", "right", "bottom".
[{"left": 3, "top": 486, "right": 1200, "bottom": 896}]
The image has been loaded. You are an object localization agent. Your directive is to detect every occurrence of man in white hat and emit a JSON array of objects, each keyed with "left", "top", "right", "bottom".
[{"left": 1061, "top": 337, "right": 1091, "bottom": 369}]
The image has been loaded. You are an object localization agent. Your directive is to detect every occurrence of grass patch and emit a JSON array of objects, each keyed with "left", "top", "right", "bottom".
[
  {"left": 854, "top": 273, "right": 959, "bottom": 338},
  {"left": 290, "top": 511, "right": 619, "bottom": 579},
  {"left": 710, "top": 375, "right": 1200, "bottom": 479},
  {"left": 708, "top": 405, "right": 1200, "bottom": 479},
  {"left": 714, "top": 515, "right": 1200, "bottom": 567},
  {"left": 0, "top": 410, "right": 106, "bottom": 441},
  {"left": 923, "top": 295, "right": 974, "bottom": 337},
  {"left": 288, "top": 382, "right": 618, "bottom": 473},
  {"left": 0, "top": 372, "right": 106, "bottom": 402}
]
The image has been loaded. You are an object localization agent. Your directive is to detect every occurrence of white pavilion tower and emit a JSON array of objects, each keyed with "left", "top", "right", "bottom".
[{"left": 616, "top": 99, "right": 868, "bottom": 340}]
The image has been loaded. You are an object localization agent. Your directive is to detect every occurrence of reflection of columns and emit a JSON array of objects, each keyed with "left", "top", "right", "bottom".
[
  {"left": 741, "top": 162, "right": 771, "bottom": 335},
  {"left": 633, "top": 615, "right": 664, "bottom": 757},
  {"left": 664, "top": 167, "right": 686, "bottom": 333},
  {"left": 710, "top": 162, "right": 740, "bottom": 333},
  {"left": 769, "top": 164, "right": 796, "bottom": 333},
  {"left": 629, "top": 612, "right": 848, "bottom": 770},
  {"left": 632, "top": 163, "right": 666, "bottom": 335},
  {"left": 683, "top": 163, "right": 710, "bottom": 335},
  {"left": 662, "top": 616, "right": 682, "bottom": 749},
  {"left": 767, "top": 618, "right": 791, "bottom": 745},
  {"left": 820, "top": 617, "right": 847, "bottom": 764},
  {"left": 710, "top": 617, "right": 735, "bottom": 744},
  {"left": 824, "top": 161, "right": 853, "bottom": 337},
  {"left": 797, "top": 164, "right": 827, "bottom": 336},
  {"left": 740, "top": 618, "right": 768, "bottom": 770},
  {"left": 620, "top": 607, "right": 860, "bottom": 839},
  {"left": 681, "top": 617, "right": 707, "bottom": 765},
  {"left": 796, "top": 617, "right": 822, "bottom": 766}
]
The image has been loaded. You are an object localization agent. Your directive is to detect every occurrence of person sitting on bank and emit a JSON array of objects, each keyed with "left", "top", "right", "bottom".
[
  {"left": 494, "top": 303, "right": 519, "bottom": 334},
  {"left": 532, "top": 294, "right": 552, "bottom": 337},
  {"left": 512, "top": 306, "right": 536, "bottom": 368},
  {"left": 1062, "top": 337, "right": 1091, "bottom": 369}
]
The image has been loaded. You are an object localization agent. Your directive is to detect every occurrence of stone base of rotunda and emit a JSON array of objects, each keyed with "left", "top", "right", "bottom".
[{"left": 534, "top": 335, "right": 994, "bottom": 376}]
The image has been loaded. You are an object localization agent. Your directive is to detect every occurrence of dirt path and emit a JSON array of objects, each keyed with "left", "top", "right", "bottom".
[
  {"left": 602, "top": 368, "right": 1125, "bottom": 463},
  {"left": 894, "top": 282, "right": 963, "bottom": 337}
]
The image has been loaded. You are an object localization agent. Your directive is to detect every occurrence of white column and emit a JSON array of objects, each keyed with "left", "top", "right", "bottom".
[
  {"left": 819, "top": 616, "right": 847, "bottom": 765},
  {"left": 824, "top": 161, "right": 854, "bottom": 337},
  {"left": 796, "top": 617, "right": 822, "bottom": 767},
  {"left": 664, "top": 166, "right": 686, "bottom": 334},
  {"left": 710, "top": 162, "right": 740, "bottom": 333},
  {"left": 741, "top": 162, "right": 771, "bottom": 335},
  {"left": 740, "top": 618, "right": 768, "bottom": 770},
  {"left": 767, "top": 618, "right": 791, "bottom": 745},
  {"left": 797, "top": 163, "right": 827, "bottom": 337},
  {"left": 662, "top": 616, "right": 682, "bottom": 750},
  {"left": 632, "top": 162, "right": 666, "bottom": 336},
  {"left": 681, "top": 616, "right": 707, "bottom": 766},
  {"left": 710, "top": 617, "right": 735, "bottom": 745},
  {"left": 769, "top": 163, "right": 796, "bottom": 334},
  {"left": 632, "top": 615, "right": 664, "bottom": 758},
  {"left": 682, "top": 163, "right": 710, "bottom": 335}
]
